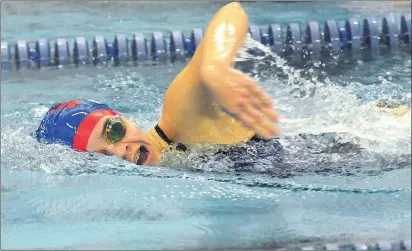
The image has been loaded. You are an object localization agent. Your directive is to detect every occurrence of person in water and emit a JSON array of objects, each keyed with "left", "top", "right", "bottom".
[{"left": 35, "top": 2, "right": 280, "bottom": 166}]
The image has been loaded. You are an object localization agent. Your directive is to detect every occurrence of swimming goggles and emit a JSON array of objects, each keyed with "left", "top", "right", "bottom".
[{"left": 104, "top": 115, "right": 126, "bottom": 144}]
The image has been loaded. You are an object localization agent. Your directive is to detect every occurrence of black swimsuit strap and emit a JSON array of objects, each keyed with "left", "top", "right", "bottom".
[
  {"left": 154, "top": 124, "right": 173, "bottom": 145},
  {"left": 249, "top": 134, "right": 269, "bottom": 142},
  {"left": 154, "top": 124, "right": 188, "bottom": 151}
]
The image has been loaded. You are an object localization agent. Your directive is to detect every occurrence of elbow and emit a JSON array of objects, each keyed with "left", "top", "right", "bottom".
[
  {"left": 223, "top": 2, "right": 247, "bottom": 20},
  {"left": 220, "top": 2, "right": 248, "bottom": 24},
  {"left": 222, "top": 2, "right": 245, "bottom": 14}
]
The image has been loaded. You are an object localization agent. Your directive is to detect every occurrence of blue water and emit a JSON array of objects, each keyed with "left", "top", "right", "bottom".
[{"left": 1, "top": 1, "right": 411, "bottom": 250}]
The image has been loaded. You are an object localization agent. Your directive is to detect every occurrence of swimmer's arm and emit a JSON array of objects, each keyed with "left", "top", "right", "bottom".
[
  {"left": 157, "top": 2, "right": 279, "bottom": 141},
  {"left": 199, "top": 2, "right": 280, "bottom": 138},
  {"left": 199, "top": 2, "right": 249, "bottom": 74},
  {"left": 157, "top": 2, "right": 250, "bottom": 140}
]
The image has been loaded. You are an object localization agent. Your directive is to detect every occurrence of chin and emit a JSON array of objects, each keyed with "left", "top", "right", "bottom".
[{"left": 146, "top": 149, "right": 161, "bottom": 166}]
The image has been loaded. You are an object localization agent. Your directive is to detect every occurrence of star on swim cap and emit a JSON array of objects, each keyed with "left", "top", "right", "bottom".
[{"left": 35, "top": 99, "right": 119, "bottom": 151}]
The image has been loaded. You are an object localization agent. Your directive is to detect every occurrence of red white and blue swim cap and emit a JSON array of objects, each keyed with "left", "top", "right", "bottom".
[{"left": 35, "top": 99, "right": 118, "bottom": 151}]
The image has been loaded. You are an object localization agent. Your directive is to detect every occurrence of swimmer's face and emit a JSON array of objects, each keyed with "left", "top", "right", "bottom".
[{"left": 86, "top": 115, "right": 161, "bottom": 166}]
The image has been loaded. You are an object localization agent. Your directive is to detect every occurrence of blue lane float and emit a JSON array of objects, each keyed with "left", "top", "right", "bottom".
[
  {"left": 114, "top": 34, "right": 128, "bottom": 65},
  {"left": 73, "top": 37, "right": 89, "bottom": 67},
  {"left": 382, "top": 14, "right": 399, "bottom": 48},
  {"left": 288, "top": 239, "right": 411, "bottom": 250},
  {"left": 400, "top": 14, "right": 411, "bottom": 47},
  {"left": 249, "top": 24, "right": 264, "bottom": 55},
  {"left": 268, "top": 24, "right": 283, "bottom": 53},
  {"left": 36, "top": 38, "right": 51, "bottom": 68},
  {"left": 363, "top": 17, "right": 380, "bottom": 56},
  {"left": 1, "top": 14, "right": 411, "bottom": 71},
  {"left": 190, "top": 28, "right": 203, "bottom": 53},
  {"left": 151, "top": 32, "right": 166, "bottom": 63},
  {"left": 249, "top": 24, "right": 262, "bottom": 43},
  {"left": 54, "top": 38, "right": 70, "bottom": 66},
  {"left": 131, "top": 33, "right": 147, "bottom": 62},
  {"left": 15, "top": 40, "right": 30, "bottom": 70},
  {"left": 170, "top": 30, "right": 185, "bottom": 63},
  {"left": 1, "top": 41, "right": 11, "bottom": 71},
  {"left": 345, "top": 18, "right": 362, "bottom": 58},
  {"left": 286, "top": 22, "right": 303, "bottom": 62},
  {"left": 304, "top": 21, "right": 322, "bottom": 61},
  {"left": 338, "top": 20, "right": 350, "bottom": 49},
  {"left": 324, "top": 20, "right": 341, "bottom": 57},
  {"left": 92, "top": 36, "right": 108, "bottom": 65}
]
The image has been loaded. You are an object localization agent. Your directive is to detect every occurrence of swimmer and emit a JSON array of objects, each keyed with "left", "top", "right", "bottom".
[
  {"left": 375, "top": 100, "right": 410, "bottom": 117},
  {"left": 35, "top": 2, "right": 280, "bottom": 166}
]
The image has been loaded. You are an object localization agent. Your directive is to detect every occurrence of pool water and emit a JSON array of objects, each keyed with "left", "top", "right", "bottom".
[{"left": 1, "top": 1, "right": 411, "bottom": 250}]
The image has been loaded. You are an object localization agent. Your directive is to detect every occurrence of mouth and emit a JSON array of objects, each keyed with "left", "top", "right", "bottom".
[{"left": 135, "top": 145, "right": 151, "bottom": 165}]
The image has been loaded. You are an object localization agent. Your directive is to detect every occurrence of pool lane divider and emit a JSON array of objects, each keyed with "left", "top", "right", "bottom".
[
  {"left": 1, "top": 14, "right": 411, "bottom": 71},
  {"left": 290, "top": 239, "right": 411, "bottom": 250}
]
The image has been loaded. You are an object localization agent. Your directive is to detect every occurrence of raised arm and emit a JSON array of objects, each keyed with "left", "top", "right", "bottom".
[
  {"left": 157, "top": 2, "right": 279, "bottom": 143},
  {"left": 199, "top": 2, "right": 249, "bottom": 70},
  {"left": 199, "top": 2, "right": 280, "bottom": 139}
]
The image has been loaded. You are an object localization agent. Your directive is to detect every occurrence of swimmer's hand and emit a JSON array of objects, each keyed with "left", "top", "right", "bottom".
[
  {"left": 197, "top": 2, "right": 279, "bottom": 138},
  {"left": 376, "top": 101, "right": 409, "bottom": 117},
  {"left": 394, "top": 105, "right": 409, "bottom": 117},
  {"left": 200, "top": 65, "right": 280, "bottom": 138}
]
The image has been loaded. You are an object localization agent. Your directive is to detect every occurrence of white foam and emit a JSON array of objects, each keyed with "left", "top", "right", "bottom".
[{"left": 236, "top": 35, "right": 411, "bottom": 155}]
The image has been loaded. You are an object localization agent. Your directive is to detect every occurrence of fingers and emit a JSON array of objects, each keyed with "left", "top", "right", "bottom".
[
  {"left": 238, "top": 104, "right": 279, "bottom": 138},
  {"left": 250, "top": 96, "right": 278, "bottom": 120},
  {"left": 260, "top": 106, "right": 280, "bottom": 122},
  {"left": 247, "top": 86, "right": 279, "bottom": 122},
  {"left": 228, "top": 68, "right": 256, "bottom": 88},
  {"left": 237, "top": 110, "right": 255, "bottom": 129},
  {"left": 249, "top": 84, "right": 272, "bottom": 106},
  {"left": 226, "top": 68, "right": 280, "bottom": 138}
]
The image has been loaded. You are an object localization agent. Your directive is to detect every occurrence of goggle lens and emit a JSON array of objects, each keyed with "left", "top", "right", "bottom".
[{"left": 105, "top": 116, "right": 126, "bottom": 144}]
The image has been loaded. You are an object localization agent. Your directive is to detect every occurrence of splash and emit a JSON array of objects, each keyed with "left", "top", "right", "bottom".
[{"left": 234, "top": 35, "right": 411, "bottom": 156}]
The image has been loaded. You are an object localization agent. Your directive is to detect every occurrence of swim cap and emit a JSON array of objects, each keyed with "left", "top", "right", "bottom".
[{"left": 35, "top": 99, "right": 118, "bottom": 151}]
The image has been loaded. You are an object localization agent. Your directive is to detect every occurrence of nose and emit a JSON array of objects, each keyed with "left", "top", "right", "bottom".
[{"left": 110, "top": 142, "right": 133, "bottom": 160}]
